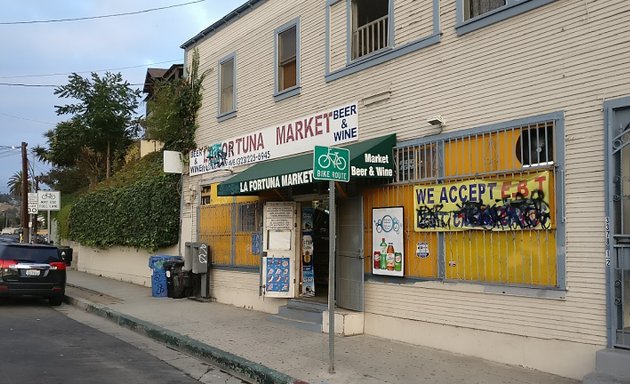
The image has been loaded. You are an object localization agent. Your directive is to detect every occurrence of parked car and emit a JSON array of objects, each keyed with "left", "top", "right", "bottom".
[{"left": 0, "top": 243, "right": 66, "bottom": 306}]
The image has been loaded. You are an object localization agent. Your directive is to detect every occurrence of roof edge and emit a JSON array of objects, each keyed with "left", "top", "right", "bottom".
[{"left": 180, "top": 0, "right": 265, "bottom": 50}]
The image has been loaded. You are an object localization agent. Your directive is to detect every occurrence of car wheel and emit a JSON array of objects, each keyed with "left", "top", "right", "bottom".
[{"left": 49, "top": 296, "right": 64, "bottom": 306}]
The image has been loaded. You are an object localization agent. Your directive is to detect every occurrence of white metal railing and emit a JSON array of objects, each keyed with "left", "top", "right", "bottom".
[{"left": 352, "top": 15, "right": 389, "bottom": 59}]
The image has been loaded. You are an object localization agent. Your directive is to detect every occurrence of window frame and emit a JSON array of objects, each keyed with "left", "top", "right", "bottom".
[
  {"left": 455, "top": 0, "right": 555, "bottom": 36},
  {"left": 274, "top": 18, "right": 301, "bottom": 101},
  {"left": 217, "top": 52, "right": 237, "bottom": 121},
  {"left": 325, "top": 0, "right": 441, "bottom": 82}
]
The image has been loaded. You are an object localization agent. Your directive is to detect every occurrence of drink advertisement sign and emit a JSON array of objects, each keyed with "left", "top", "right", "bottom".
[{"left": 372, "top": 207, "right": 404, "bottom": 277}]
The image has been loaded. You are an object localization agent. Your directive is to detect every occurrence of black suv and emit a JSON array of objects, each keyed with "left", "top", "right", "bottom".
[{"left": 0, "top": 243, "right": 66, "bottom": 306}]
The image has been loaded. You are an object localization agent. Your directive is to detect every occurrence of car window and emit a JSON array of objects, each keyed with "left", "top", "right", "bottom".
[{"left": 0, "top": 245, "right": 61, "bottom": 263}]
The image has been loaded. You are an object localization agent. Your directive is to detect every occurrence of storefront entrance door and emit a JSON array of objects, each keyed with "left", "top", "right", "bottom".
[
  {"left": 262, "top": 202, "right": 297, "bottom": 298},
  {"left": 336, "top": 196, "right": 364, "bottom": 311}
]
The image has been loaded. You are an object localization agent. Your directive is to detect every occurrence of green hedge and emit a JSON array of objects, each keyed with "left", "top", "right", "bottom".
[{"left": 68, "top": 171, "right": 180, "bottom": 250}]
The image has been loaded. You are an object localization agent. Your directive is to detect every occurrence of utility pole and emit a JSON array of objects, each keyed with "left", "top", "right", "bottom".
[{"left": 20, "top": 141, "right": 29, "bottom": 243}]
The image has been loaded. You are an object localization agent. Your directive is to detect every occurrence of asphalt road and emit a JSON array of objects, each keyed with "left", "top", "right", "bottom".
[{"left": 0, "top": 298, "right": 246, "bottom": 384}]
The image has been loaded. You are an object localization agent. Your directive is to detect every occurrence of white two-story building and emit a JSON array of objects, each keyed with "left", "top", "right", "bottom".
[{"left": 180, "top": 0, "right": 630, "bottom": 380}]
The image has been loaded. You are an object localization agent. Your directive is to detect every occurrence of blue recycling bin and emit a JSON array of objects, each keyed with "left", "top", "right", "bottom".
[{"left": 148, "top": 255, "right": 182, "bottom": 297}]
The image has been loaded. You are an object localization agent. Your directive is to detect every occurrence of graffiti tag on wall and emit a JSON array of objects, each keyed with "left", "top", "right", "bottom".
[{"left": 413, "top": 171, "right": 553, "bottom": 231}]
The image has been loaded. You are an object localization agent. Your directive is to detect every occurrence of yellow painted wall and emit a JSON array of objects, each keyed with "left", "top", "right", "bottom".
[{"left": 199, "top": 184, "right": 261, "bottom": 267}]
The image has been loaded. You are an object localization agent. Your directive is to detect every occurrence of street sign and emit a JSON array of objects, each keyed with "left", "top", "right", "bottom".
[
  {"left": 27, "top": 193, "right": 38, "bottom": 214},
  {"left": 313, "top": 146, "right": 350, "bottom": 182},
  {"left": 38, "top": 190, "right": 61, "bottom": 211}
]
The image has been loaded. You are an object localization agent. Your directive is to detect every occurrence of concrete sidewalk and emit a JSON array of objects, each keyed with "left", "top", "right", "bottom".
[{"left": 64, "top": 270, "right": 580, "bottom": 384}]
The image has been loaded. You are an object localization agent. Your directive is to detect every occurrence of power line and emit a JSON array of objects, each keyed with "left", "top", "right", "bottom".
[
  {"left": 0, "top": 59, "right": 181, "bottom": 80},
  {"left": 0, "top": 113, "right": 55, "bottom": 126},
  {"left": 0, "top": 82, "right": 145, "bottom": 88},
  {"left": 0, "top": 82, "right": 56, "bottom": 88},
  {"left": 0, "top": 0, "right": 206, "bottom": 25}
]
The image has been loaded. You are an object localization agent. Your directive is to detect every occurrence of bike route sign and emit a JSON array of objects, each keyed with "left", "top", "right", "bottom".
[
  {"left": 313, "top": 145, "right": 350, "bottom": 182},
  {"left": 37, "top": 190, "right": 61, "bottom": 211}
]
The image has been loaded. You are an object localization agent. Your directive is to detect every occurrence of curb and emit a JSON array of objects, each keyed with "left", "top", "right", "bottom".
[{"left": 64, "top": 295, "right": 307, "bottom": 384}]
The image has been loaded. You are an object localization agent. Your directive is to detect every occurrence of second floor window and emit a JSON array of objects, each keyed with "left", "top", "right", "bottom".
[
  {"left": 219, "top": 56, "right": 235, "bottom": 115},
  {"left": 351, "top": 0, "right": 389, "bottom": 60},
  {"left": 464, "top": 0, "right": 506, "bottom": 20},
  {"left": 277, "top": 25, "right": 297, "bottom": 92}
]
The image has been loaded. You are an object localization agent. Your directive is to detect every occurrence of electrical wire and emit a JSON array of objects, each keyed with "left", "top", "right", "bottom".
[
  {"left": 0, "top": 113, "right": 54, "bottom": 126},
  {"left": 0, "top": 59, "right": 181, "bottom": 80},
  {"left": 0, "top": 0, "right": 206, "bottom": 25},
  {"left": 0, "top": 81, "right": 145, "bottom": 88}
]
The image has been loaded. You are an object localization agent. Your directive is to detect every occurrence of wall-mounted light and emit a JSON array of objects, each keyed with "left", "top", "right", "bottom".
[{"left": 427, "top": 115, "right": 445, "bottom": 127}]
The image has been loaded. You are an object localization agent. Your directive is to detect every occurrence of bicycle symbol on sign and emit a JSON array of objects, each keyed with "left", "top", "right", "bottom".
[{"left": 317, "top": 148, "right": 347, "bottom": 171}]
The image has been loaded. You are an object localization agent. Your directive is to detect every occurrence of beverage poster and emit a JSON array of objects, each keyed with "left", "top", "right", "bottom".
[
  {"left": 301, "top": 207, "right": 315, "bottom": 296},
  {"left": 265, "top": 257, "right": 291, "bottom": 292},
  {"left": 372, "top": 207, "right": 404, "bottom": 277}
]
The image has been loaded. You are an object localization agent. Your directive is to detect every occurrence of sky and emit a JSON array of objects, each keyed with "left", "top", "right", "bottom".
[{"left": 0, "top": 0, "right": 245, "bottom": 193}]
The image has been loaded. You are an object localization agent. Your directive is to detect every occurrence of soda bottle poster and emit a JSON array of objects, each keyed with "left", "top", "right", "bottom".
[{"left": 372, "top": 207, "right": 404, "bottom": 277}]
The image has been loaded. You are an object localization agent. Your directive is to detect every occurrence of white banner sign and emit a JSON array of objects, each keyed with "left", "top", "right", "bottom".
[
  {"left": 38, "top": 190, "right": 61, "bottom": 211},
  {"left": 189, "top": 102, "right": 359, "bottom": 176},
  {"left": 28, "top": 193, "right": 38, "bottom": 214}
]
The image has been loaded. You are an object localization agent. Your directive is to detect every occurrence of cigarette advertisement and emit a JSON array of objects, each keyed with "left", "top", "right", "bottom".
[{"left": 372, "top": 207, "right": 404, "bottom": 277}]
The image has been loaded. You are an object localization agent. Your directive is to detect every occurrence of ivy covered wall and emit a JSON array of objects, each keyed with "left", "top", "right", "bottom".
[{"left": 67, "top": 152, "right": 180, "bottom": 250}]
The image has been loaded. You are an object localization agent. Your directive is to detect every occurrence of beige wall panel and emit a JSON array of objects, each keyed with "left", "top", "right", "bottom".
[
  {"left": 364, "top": 312, "right": 599, "bottom": 380},
  {"left": 210, "top": 269, "right": 285, "bottom": 313},
  {"left": 394, "top": 0, "right": 435, "bottom": 46},
  {"left": 364, "top": 282, "right": 605, "bottom": 345},
  {"left": 181, "top": 0, "right": 630, "bottom": 363},
  {"left": 329, "top": 1, "right": 346, "bottom": 73}
]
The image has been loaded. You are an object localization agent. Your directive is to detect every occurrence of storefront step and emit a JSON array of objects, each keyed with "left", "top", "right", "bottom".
[
  {"left": 582, "top": 348, "right": 630, "bottom": 383},
  {"left": 286, "top": 299, "right": 328, "bottom": 313},
  {"left": 277, "top": 306, "right": 324, "bottom": 324},
  {"left": 267, "top": 313, "right": 323, "bottom": 333},
  {"left": 267, "top": 299, "right": 327, "bottom": 333}
]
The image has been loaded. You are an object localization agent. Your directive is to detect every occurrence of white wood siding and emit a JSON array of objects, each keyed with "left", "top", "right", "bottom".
[
  {"left": 328, "top": 1, "right": 347, "bottom": 73},
  {"left": 394, "top": 0, "right": 435, "bottom": 46},
  {"left": 183, "top": 0, "right": 630, "bottom": 356}
]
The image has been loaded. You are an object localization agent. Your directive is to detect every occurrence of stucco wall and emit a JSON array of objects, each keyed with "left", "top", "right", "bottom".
[{"left": 75, "top": 244, "right": 178, "bottom": 287}]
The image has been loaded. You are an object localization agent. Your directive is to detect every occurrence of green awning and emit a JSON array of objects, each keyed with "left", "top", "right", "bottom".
[{"left": 217, "top": 134, "right": 396, "bottom": 196}]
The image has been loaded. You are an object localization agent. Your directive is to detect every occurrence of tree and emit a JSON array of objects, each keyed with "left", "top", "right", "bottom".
[
  {"left": 7, "top": 171, "right": 26, "bottom": 198},
  {"left": 45, "top": 72, "right": 141, "bottom": 182},
  {"left": 144, "top": 50, "right": 204, "bottom": 153},
  {"left": 35, "top": 119, "right": 105, "bottom": 187}
]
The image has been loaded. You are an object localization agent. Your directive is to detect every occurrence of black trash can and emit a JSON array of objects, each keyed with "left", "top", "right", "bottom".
[
  {"left": 58, "top": 246, "right": 73, "bottom": 266},
  {"left": 164, "top": 260, "right": 190, "bottom": 299}
]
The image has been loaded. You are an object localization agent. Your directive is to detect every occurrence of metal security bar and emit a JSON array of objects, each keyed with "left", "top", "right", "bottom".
[
  {"left": 198, "top": 201, "right": 261, "bottom": 267},
  {"left": 395, "top": 121, "right": 555, "bottom": 184},
  {"left": 389, "top": 120, "right": 559, "bottom": 287}
]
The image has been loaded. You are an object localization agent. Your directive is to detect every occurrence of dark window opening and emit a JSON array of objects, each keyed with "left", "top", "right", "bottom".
[
  {"left": 352, "top": 0, "right": 389, "bottom": 59},
  {"left": 516, "top": 122, "right": 554, "bottom": 167}
]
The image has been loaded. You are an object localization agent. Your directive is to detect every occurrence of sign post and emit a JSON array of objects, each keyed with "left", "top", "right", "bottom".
[
  {"left": 38, "top": 191, "right": 61, "bottom": 243},
  {"left": 312, "top": 145, "right": 350, "bottom": 374}
]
